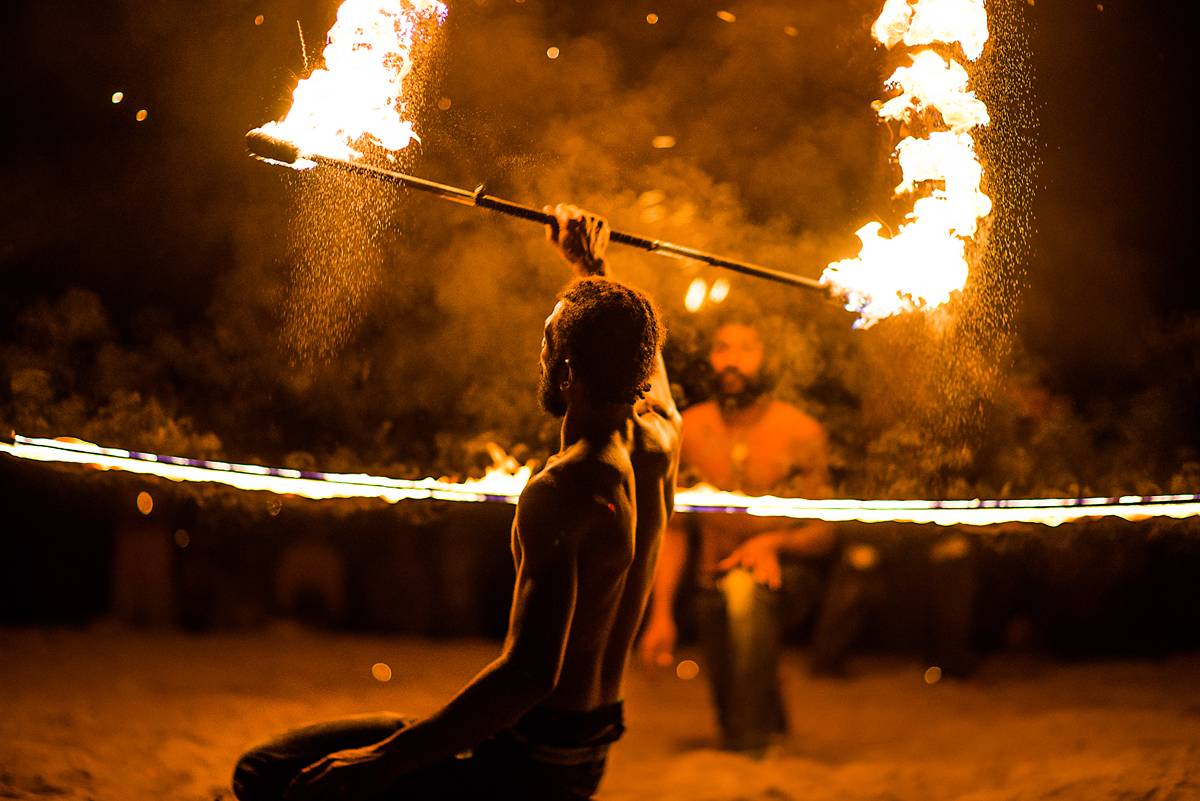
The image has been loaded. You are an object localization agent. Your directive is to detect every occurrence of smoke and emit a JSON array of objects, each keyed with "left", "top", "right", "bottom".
[{"left": 2, "top": 0, "right": 1195, "bottom": 496}]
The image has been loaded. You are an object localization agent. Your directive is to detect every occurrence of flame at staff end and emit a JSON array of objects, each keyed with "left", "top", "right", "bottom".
[
  {"left": 256, "top": 0, "right": 447, "bottom": 169},
  {"left": 822, "top": 0, "right": 991, "bottom": 328}
]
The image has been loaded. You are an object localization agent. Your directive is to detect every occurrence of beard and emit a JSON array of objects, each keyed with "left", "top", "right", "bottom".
[
  {"left": 713, "top": 366, "right": 766, "bottom": 412},
  {"left": 539, "top": 360, "right": 567, "bottom": 417}
]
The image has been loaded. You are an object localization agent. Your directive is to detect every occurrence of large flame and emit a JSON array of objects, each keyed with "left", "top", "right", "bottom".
[
  {"left": 5, "top": 435, "right": 1199, "bottom": 528},
  {"left": 823, "top": 0, "right": 991, "bottom": 327},
  {"left": 256, "top": 0, "right": 447, "bottom": 167}
]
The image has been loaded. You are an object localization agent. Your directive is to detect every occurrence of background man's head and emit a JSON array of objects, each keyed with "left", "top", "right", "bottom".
[
  {"left": 709, "top": 321, "right": 769, "bottom": 411},
  {"left": 539, "top": 277, "right": 665, "bottom": 416}
]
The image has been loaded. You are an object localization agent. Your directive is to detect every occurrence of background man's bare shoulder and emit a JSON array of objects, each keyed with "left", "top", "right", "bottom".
[
  {"left": 768, "top": 400, "right": 826, "bottom": 442},
  {"left": 680, "top": 400, "right": 721, "bottom": 429}
]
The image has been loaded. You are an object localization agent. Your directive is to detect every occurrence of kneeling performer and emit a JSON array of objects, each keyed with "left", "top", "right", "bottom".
[{"left": 232, "top": 205, "right": 681, "bottom": 801}]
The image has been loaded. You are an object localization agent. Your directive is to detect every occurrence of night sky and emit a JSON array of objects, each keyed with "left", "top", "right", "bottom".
[{"left": 1, "top": 0, "right": 1195, "bottom": 492}]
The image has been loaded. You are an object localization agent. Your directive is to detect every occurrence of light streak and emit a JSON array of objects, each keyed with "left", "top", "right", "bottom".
[{"left": 4, "top": 434, "right": 1199, "bottom": 528}]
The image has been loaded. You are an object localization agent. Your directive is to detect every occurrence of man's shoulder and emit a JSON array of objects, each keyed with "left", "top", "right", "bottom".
[
  {"left": 766, "top": 400, "right": 825, "bottom": 439},
  {"left": 517, "top": 458, "right": 627, "bottom": 555},
  {"left": 522, "top": 453, "right": 624, "bottom": 511},
  {"left": 681, "top": 400, "right": 721, "bottom": 426}
]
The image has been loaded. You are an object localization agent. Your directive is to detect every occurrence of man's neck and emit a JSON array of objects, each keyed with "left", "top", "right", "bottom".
[
  {"left": 718, "top": 393, "right": 771, "bottom": 429},
  {"left": 560, "top": 401, "right": 631, "bottom": 452}
]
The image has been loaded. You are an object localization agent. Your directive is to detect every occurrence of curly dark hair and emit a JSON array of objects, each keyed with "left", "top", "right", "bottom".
[{"left": 553, "top": 277, "right": 665, "bottom": 405}]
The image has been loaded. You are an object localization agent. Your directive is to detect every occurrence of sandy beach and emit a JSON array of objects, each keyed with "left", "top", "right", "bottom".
[{"left": 1, "top": 627, "right": 1196, "bottom": 800}]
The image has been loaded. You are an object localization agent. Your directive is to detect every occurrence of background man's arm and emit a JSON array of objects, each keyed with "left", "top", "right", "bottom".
[{"left": 639, "top": 515, "right": 687, "bottom": 667}]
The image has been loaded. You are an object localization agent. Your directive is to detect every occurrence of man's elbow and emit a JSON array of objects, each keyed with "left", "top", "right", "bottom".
[{"left": 503, "top": 654, "right": 562, "bottom": 701}]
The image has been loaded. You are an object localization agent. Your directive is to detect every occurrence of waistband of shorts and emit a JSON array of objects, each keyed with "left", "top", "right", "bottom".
[{"left": 510, "top": 700, "right": 625, "bottom": 752}]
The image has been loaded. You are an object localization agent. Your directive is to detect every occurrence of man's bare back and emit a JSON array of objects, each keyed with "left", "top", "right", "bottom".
[{"left": 511, "top": 426, "right": 639, "bottom": 711}]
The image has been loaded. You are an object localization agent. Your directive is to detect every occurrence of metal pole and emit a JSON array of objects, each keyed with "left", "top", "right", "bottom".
[{"left": 246, "top": 129, "right": 827, "bottom": 294}]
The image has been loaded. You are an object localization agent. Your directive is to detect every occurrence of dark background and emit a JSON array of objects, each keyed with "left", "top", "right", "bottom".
[
  {"left": 1, "top": 1, "right": 1196, "bottom": 647},
  {"left": 2, "top": 0, "right": 1195, "bottom": 490}
]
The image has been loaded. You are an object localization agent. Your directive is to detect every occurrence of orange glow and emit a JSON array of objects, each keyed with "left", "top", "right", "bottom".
[
  {"left": 651, "top": 135, "right": 676, "bottom": 149},
  {"left": 111, "top": 91, "right": 124, "bottom": 104},
  {"left": 546, "top": 46, "right": 560, "bottom": 59},
  {"left": 255, "top": 0, "right": 447, "bottom": 166},
  {"left": 708, "top": 278, "right": 731, "bottom": 304},
  {"left": 254, "top": 14, "right": 264, "bottom": 25},
  {"left": 685, "top": 278, "right": 707, "bottom": 313},
  {"left": 136, "top": 491, "right": 153, "bottom": 515},
  {"left": 646, "top": 13, "right": 659, "bottom": 24},
  {"left": 783, "top": 25, "right": 798, "bottom": 37},
  {"left": 371, "top": 662, "right": 393, "bottom": 682},
  {"left": 822, "top": 0, "right": 991, "bottom": 327},
  {"left": 676, "top": 660, "right": 700, "bottom": 680},
  {"left": 135, "top": 109, "right": 148, "bottom": 122},
  {"left": 437, "top": 97, "right": 452, "bottom": 110},
  {"left": 924, "top": 666, "right": 943, "bottom": 684},
  {"left": 716, "top": 10, "right": 736, "bottom": 23}
]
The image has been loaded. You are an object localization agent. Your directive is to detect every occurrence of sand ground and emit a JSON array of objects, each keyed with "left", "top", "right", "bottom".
[{"left": 1, "top": 627, "right": 1197, "bottom": 801}]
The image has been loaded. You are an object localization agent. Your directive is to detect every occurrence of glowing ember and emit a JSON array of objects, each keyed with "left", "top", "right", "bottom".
[
  {"left": 822, "top": 0, "right": 991, "bottom": 327},
  {"left": 5, "top": 435, "right": 1199, "bottom": 528},
  {"left": 684, "top": 278, "right": 707, "bottom": 312},
  {"left": 708, "top": 278, "right": 731, "bottom": 304},
  {"left": 255, "top": 0, "right": 447, "bottom": 167},
  {"left": 684, "top": 277, "right": 731, "bottom": 312}
]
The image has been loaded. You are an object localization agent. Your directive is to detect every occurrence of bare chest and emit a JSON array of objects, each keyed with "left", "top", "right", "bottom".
[{"left": 683, "top": 415, "right": 797, "bottom": 494}]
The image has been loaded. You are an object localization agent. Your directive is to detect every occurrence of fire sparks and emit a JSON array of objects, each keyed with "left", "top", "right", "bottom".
[
  {"left": 255, "top": 0, "right": 447, "bottom": 167},
  {"left": 822, "top": 0, "right": 991, "bottom": 327},
  {"left": 5, "top": 434, "right": 1199, "bottom": 528}
]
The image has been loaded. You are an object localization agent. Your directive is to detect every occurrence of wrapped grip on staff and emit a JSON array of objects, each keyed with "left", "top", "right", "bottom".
[{"left": 473, "top": 190, "right": 553, "bottom": 225}]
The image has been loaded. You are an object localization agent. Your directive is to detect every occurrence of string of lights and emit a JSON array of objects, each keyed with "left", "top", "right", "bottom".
[{"left": 4, "top": 434, "right": 1198, "bottom": 528}]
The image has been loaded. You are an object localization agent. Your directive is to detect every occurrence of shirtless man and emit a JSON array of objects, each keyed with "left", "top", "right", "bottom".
[
  {"left": 639, "top": 319, "right": 834, "bottom": 752},
  {"left": 231, "top": 206, "right": 680, "bottom": 801}
]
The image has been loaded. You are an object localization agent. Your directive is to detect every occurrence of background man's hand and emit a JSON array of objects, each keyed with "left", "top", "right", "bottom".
[
  {"left": 545, "top": 203, "right": 610, "bottom": 276},
  {"left": 638, "top": 614, "right": 677, "bottom": 669},
  {"left": 717, "top": 535, "right": 783, "bottom": 589}
]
